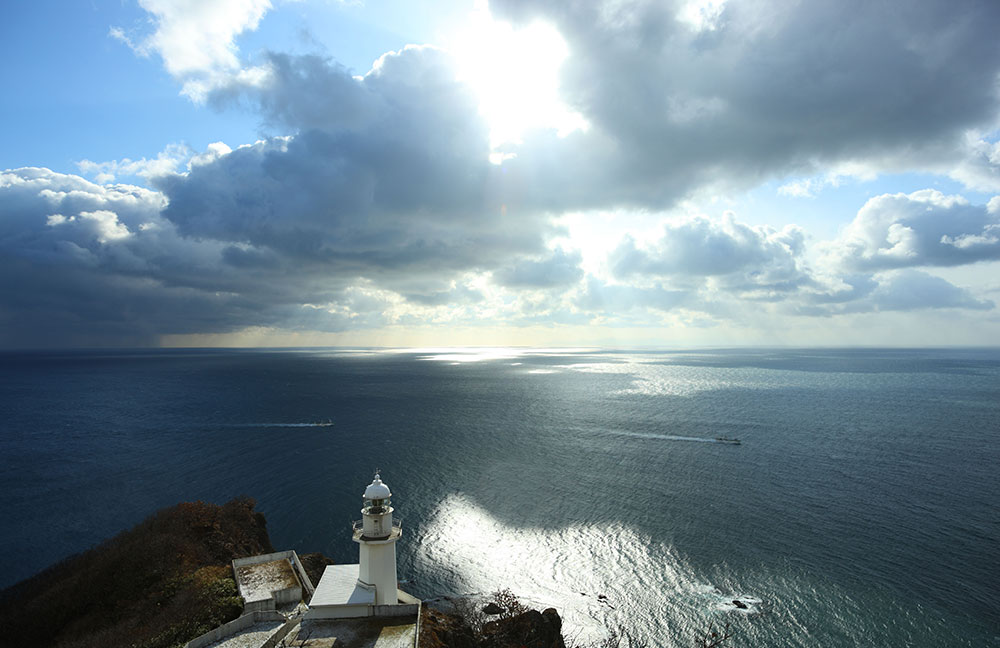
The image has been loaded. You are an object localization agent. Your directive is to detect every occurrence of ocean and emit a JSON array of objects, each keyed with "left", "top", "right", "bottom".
[{"left": 1, "top": 347, "right": 997, "bottom": 647}]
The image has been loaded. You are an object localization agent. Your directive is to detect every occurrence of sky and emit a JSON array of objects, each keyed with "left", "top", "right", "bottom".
[{"left": 2, "top": 0, "right": 999, "bottom": 349}]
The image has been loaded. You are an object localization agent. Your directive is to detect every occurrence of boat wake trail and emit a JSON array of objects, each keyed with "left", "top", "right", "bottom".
[
  {"left": 604, "top": 430, "right": 728, "bottom": 444},
  {"left": 222, "top": 422, "right": 334, "bottom": 428}
]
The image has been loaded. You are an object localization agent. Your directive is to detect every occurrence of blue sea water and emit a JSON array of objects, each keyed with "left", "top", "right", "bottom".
[{"left": 0, "top": 347, "right": 998, "bottom": 647}]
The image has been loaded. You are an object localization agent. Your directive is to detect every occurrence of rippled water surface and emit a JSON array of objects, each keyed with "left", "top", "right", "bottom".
[{"left": 1, "top": 348, "right": 998, "bottom": 647}]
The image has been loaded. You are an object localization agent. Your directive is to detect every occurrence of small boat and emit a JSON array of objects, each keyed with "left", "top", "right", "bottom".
[{"left": 715, "top": 436, "right": 741, "bottom": 444}]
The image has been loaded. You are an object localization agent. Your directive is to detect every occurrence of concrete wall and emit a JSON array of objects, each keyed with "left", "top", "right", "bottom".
[
  {"left": 233, "top": 551, "right": 292, "bottom": 568},
  {"left": 291, "top": 553, "right": 315, "bottom": 596},
  {"left": 305, "top": 603, "right": 372, "bottom": 620},
  {"left": 243, "top": 590, "right": 299, "bottom": 613},
  {"left": 413, "top": 599, "right": 423, "bottom": 648},
  {"left": 183, "top": 610, "right": 287, "bottom": 648},
  {"left": 372, "top": 603, "right": 419, "bottom": 618},
  {"left": 261, "top": 617, "right": 301, "bottom": 648},
  {"left": 376, "top": 588, "right": 421, "bottom": 617},
  {"left": 397, "top": 590, "right": 421, "bottom": 605},
  {"left": 273, "top": 585, "right": 302, "bottom": 606},
  {"left": 232, "top": 549, "right": 314, "bottom": 612},
  {"left": 232, "top": 550, "right": 314, "bottom": 593},
  {"left": 243, "top": 598, "right": 273, "bottom": 614}
]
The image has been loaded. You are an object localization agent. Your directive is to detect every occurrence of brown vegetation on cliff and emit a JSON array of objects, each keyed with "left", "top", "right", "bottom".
[
  {"left": 420, "top": 590, "right": 566, "bottom": 648},
  {"left": 298, "top": 552, "right": 336, "bottom": 593},
  {"left": 0, "top": 497, "right": 273, "bottom": 648}
]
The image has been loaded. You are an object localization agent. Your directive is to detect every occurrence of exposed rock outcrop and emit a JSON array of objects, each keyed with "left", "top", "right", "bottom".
[
  {"left": 420, "top": 602, "right": 567, "bottom": 648},
  {"left": 483, "top": 608, "right": 566, "bottom": 648},
  {"left": 421, "top": 606, "right": 480, "bottom": 648}
]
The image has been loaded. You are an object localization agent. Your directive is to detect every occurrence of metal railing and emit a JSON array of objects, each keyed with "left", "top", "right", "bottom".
[{"left": 352, "top": 518, "right": 402, "bottom": 539}]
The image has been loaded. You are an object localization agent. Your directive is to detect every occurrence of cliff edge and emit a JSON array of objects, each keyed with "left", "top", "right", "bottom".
[
  {"left": 0, "top": 497, "right": 273, "bottom": 648},
  {"left": 0, "top": 499, "right": 568, "bottom": 648}
]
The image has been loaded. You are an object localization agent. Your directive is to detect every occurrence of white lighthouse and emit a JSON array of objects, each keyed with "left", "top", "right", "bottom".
[
  {"left": 306, "top": 472, "right": 419, "bottom": 620},
  {"left": 355, "top": 473, "right": 400, "bottom": 605}
]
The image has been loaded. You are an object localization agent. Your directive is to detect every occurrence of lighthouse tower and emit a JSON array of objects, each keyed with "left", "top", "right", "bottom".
[
  {"left": 306, "top": 471, "right": 418, "bottom": 620},
  {"left": 354, "top": 473, "right": 400, "bottom": 605}
]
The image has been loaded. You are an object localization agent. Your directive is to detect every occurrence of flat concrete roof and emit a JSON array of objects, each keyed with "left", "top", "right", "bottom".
[
  {"left": 310, "top": 564, "right": 376, "bottom": 607},
  {"left": 202, "top": 621, "right": 285, "bottom": 648},
  {"left": 234, "top": 559, "right": 300, "bottom": 603},
  {"left": 289, "top": 617, "right": 416, "bottom": 648}
]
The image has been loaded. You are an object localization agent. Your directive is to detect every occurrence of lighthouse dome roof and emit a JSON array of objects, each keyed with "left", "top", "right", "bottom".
[{"left": 364, "top": 473, "right": 392, "bottom": 499}]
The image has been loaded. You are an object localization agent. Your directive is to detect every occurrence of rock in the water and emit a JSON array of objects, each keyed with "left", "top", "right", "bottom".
[{"left": 542, "top": 608, "right": 562, "bottom": 634}]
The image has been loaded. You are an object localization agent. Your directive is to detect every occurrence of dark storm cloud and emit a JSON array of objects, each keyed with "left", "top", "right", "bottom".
[
  {"left": 162, "top": 46, "right": 554, "bottom": 279},
  {"left": 203, "top": 0, "right": 1000, "bottom": 218},
  {"left": 0, "top": 168, "right": 422, "bottom": 347},
  {"left": 212, "top": 52, "right": 379, "bottom": 132},
  {"left": 0, "top": 169, "right": 265, "bottom": 347},
  {"left": 4, "top": 0, "right": 999, "bottom": 346},
  {"left": 156, "top": 131, "right": 547, "bottom": 277},
  {"left": 0, "top": 46, "right": 560, "bottom": 347},
  {"left": 490, "top": 0, "right": 1000, "bottom": 205}
]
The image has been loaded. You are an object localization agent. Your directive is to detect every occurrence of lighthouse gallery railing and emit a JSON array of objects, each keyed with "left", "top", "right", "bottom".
[{"left": 352, "top": 518, "right": 402, "bottom": 540}]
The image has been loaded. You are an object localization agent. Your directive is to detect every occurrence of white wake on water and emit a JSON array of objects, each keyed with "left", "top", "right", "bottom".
[{"left": 222, "top": 422, "right": 335, "bottom": 428}]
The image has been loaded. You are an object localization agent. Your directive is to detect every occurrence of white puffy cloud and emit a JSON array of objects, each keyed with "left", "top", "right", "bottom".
[
  {"left": 829, "top": 190, "right": 1000, "bottom": 271},
  {"left": 949, "top": 135, "right": 1000, "bottom": 193},
  {"left": 112, "top": 0, "right": 272, "bottom": 99},
  {"left": 77, "top": 143, "right": 192, "bottom": 183},
  {"left": 609, "top": 214, "right": 810, "bottom": 297}
]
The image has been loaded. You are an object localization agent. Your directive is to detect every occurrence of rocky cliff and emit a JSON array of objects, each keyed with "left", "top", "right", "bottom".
[{"left": 0, "top": 499, "right": 567, "bottom": 648}]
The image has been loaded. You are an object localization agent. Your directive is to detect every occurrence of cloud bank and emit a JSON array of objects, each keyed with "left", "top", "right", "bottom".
[{"left": 3, "top": 0, "right": 1000, "bottom": 347}]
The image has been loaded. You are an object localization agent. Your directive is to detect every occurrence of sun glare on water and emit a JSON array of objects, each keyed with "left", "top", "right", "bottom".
[{"left": 448, "top": 3, "right": 589, "bottom": 159}]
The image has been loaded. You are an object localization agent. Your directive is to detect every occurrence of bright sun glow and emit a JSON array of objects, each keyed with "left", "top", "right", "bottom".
[{"left": 449, "top": 3, "right": 588, "bottom": 157}]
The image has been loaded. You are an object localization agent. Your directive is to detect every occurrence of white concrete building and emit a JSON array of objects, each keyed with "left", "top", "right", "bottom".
[{"left": 307, "top": 473, "right": 420, "bottom": 620}]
